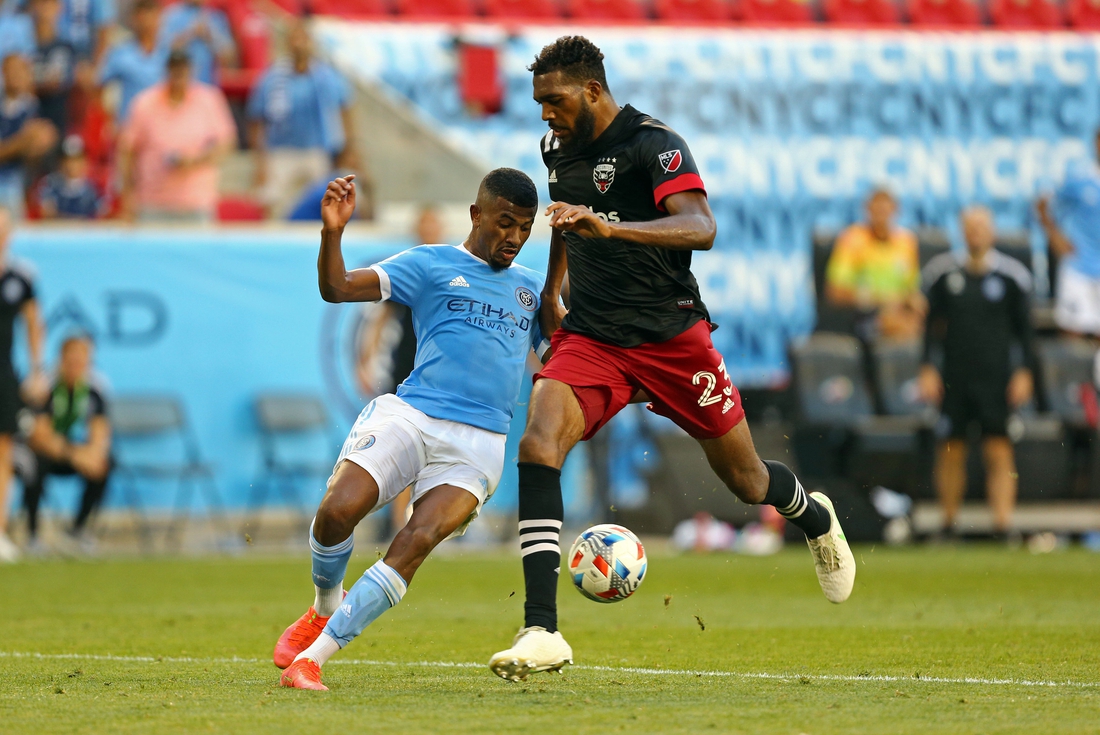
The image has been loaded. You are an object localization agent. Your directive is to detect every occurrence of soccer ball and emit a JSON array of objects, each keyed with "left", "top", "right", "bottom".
[{"left": 567, "top": 524, "right": 647, "bottom": 603}]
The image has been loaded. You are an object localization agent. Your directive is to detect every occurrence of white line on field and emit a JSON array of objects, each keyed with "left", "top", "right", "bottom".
[{"left": 1, "top": 651, "right": 1095, "bottom": 690}]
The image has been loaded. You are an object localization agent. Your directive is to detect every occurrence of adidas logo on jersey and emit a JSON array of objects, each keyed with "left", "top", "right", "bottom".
[
  {"left": 449, "top": 276, "right": 470, "bottom": 288},
  {"left": 548, "top": 169, "right": 557, "bottom": 183}
]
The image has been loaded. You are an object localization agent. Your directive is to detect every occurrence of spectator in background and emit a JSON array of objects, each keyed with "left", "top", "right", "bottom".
[
  {"left": 0, "top": 53, "right": 57, "bottom": 215},
  {"left": 0, "top": 7, "right": 34, "bottom": 61},
  {"left": 98, "top": 0, "right": 164, "bottom": 122},
  {"left": 0, "top": 206, "right": 46, "bottom": 562},
  {"left": 1038, "top": 129, "right": 1100, "bottom": 337},
  {"left": 36, "top": 134, "right": 100, "bottom": 218},
  {"left": 58, "top": 0, "right": 116, "bottom": 63},
  {"left": 20, "top": 333, "right": 111, "bottom": 555},
  {"left": 29, "top": 0, "right": 76, "bottom": 135},
  {"left": 117, "top": 48, "right": 235, "bottom": 222},
  {"left": 159, "top": 0, "right": 235, "bottom": 86},
  {"left": 825, "top": 188, "right": 925, "bottom": 342},
  {"left": 919, "top": 206, "right": 1034, "bottom": 541},
  {"left": 247, "top": 19, "right": 359, "bottom": 218}
]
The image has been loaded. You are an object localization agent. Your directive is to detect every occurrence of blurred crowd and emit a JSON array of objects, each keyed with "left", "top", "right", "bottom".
[
  {"left": 819, "top": 129, "right": 1100, "bottom": 540},
  {"left": 0, "top": 0, "right": 368, "bottom": 223}
]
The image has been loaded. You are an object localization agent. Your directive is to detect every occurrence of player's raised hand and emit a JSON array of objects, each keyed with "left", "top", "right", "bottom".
[
  {"left": 321, "top": 174, "right": 357, "bottom": 231},
  {"left": 546, "top": 202, "right": 611, "bottom": 239}
]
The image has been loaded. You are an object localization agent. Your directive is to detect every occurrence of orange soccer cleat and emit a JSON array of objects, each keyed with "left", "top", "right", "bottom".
[
  {"left": 280, "top": 657, "right": 328, "bottom": 691},
  {"left": 274, "top": 602, "right": 338, "bottom": 670}
]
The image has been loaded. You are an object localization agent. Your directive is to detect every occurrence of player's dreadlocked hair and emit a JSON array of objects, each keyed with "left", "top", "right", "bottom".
[
  {"left": 481, "top": 168, "right": 538, "bottom": 209},
  {"left": 528, "top": 36, "right": 609, "bottom": 91}
]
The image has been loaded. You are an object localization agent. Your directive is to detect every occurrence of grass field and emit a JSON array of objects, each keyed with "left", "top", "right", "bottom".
[{"left": 1, "top": 544, "right": 1099, "bottom": 734}]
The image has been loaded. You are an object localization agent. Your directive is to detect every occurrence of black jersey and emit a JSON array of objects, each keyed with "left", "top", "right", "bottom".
[
  {"left": 542, "top": 105, "right": 709, "bottom": 348},
  {"left": 0, "top": 262, "right": 35, "bottom": 368},
  {"left": 922, "top": 251, "right": 1034, "bottom": 384}
]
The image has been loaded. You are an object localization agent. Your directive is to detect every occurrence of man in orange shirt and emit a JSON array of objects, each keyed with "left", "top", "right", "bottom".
[
  {"left": 117, "top": 49, "right": 235, "bottom": 222},
  {"left": 825, "top": 189, "right": 926, "bottom": 341}
]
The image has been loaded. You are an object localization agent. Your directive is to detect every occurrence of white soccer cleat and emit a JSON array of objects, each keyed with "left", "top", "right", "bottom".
[
  {"left": 488, "top": 626, "right": 573, "bottom": 682},
  {"left": 0, "top": 533, "right": 21, "bottom": 563},
  {"left": 805, "top": 492, "right": 855, "bottom": 603}
]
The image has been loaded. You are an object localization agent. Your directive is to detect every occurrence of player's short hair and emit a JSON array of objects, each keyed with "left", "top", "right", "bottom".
[
  {"left": 481, "top": 168, "right": 538, "bottom": 210},
  {"left": 867, "top": 187, "right": 896, "bottom": 205},
  {"left": 61, "top": 332, "right": 94, "bottom": 353},
  {"left": 528, "top": 35, "right": 608, "bottom": 91},
  {"left": 133, "top": 0, "right": 159, "bottom": 12}
]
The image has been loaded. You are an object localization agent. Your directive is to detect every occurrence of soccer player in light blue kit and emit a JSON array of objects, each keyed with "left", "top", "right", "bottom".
[
  {"left": 1039, "top": 129, "right": 1100, "bottom": 337},
  {"left": 276, "top": 168, "right": 547, "bottom": 690}
]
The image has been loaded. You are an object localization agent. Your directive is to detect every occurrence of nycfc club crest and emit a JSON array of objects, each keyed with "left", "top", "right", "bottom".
[
  {"left": 515, "top": 286, "right": 537, "bottom": 311},
  {"left": 593, "top": 157, "right": 616, "bottom": 194},
  {"left": 354, "top": 434, "right": 376, "bottom": 450},
  {"left": 658, "top": 149, "right": 682, "bottom": 173}
]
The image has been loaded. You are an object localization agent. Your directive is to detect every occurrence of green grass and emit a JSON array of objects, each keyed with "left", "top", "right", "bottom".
[{"left": 1, "top": 544, "right": 1099, "bottom": 734}]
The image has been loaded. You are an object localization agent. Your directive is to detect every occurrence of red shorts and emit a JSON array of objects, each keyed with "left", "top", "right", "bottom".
[{"left": 534, "top": 320, "right": 745, "bottom": 441}]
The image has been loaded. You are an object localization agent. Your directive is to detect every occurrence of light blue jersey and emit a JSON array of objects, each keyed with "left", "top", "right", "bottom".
[
  {"left": 1055, "top": 159, "right": 1100, "bottom": 279},
  {"left": 370, "top": 244, "right": 545, "bottom": 435}
]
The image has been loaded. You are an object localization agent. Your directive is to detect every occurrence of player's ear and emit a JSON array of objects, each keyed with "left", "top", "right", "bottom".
[
  {"left": 470, "top": 203, "right": 481, "bottom": 229},
  {"left": 585, "top": 79, "right": 602, "bottom": 104}
]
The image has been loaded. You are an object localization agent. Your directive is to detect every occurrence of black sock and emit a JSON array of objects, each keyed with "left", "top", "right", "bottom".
[
  {"left": 762, "top": 460, "right": 831, "bottom": 539},
  {"left": 518, "top": 462, "right": 563, "bottom": 633}
]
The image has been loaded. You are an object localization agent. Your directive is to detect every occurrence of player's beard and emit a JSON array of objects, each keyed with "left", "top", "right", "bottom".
[{"left": 560, "top": 98, "right": 596, "bottom": 154}]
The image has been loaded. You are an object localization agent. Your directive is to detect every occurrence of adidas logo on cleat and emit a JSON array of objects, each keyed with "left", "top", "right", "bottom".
[{"left": 449, "top": 276, "right": 470, "bottom": 288}]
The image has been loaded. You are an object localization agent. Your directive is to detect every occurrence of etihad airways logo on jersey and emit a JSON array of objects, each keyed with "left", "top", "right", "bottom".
[
  {"left": 447, "top": 297, "right": 531, "bottom": 338},
  {"left": 593, "top": 157, "right": 616, "bottom": 194}
]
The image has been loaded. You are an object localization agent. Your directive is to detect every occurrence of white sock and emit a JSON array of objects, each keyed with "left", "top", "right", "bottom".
[
  {"left": 294, "top": 632, "right": 341, "bottom": 667},
  {"left": 314, "top": 584, "right": 344, "bottom": 617}
]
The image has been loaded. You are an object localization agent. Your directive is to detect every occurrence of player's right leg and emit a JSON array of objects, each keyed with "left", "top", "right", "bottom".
[
  {"left": 273, "top": 460, "right": 380, "bottom": 670},
  {"left": 282, "top": 483, "right": 479, "bottom": 691}
]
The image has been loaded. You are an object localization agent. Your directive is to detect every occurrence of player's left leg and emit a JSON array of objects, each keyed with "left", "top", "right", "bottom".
[
  {"left": 636, "top": 321, "right": 854, "bottom": 603},
  {"left": 982, "top": 437, "right": 1017, "bottom": 535},
  {"left": 281, "top": 484, "right": 479, "bottom": 691}
]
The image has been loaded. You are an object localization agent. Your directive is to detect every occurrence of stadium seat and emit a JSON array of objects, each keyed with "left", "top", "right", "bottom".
[
  {"left": 1038, "top": 338, "right": 1098, "bottom": 430},
  {"left": 872, "top": 341, "right": 932, "bottom": 420},
  {"left": 111, "top": 396, "right": 226, "bottom": 552},
  {"left": 245, "top": 394, "right": 338, "bottom": 538},
  {"left": 791, "top": 333, "right": 875, "bottom": 427},
  {"left": 394, "top": 0, "right": 476, "bottom": 18},
  {"left": 458, "top": 43, "right": 504, "bottom": 116},
  {"left": 823, "top": 0, "right": 901, "bottom": 25},
  {"left": 1068, "top": 0, "right": 1100, "bottom": 28},
  {"left": 309, "top": 0, "right": 389, "bottom": 17},
  {"left": 217, "top": 196, "right": 266, "bottom": 221},
  {"left": 653, "top": 0, "right": 733, "bottom": 21},
  {"left": 907, "top": 0, "right": 982, "bottom": 25},
  {"left": 741, "top": 0, "right": 814, "bottom": 24},
  {"left": 483, "top": 0, "right": 562, "bottom": 19},
  {"left": 565, "top": 0, "right": 648, "bottom": 20},
  {"left": 988, "top": 0, "right": 1063, "bottom": 27}
]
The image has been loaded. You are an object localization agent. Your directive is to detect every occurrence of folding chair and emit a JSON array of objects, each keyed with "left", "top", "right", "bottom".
[
  {"left": 111, "top": 395, "right": 225, "bottom": 552},
  {"left": 246, "top": 393, "right": 339, "bottom": 537}
]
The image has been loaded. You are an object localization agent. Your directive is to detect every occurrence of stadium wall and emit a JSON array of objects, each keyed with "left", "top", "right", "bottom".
[{"left": 8, "top": 228, "right": 588, "bottom": 517}]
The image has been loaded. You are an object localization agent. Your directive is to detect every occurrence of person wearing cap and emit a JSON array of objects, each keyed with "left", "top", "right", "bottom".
[
  {"left": 117, "top": 47, "right": 235, "bottom": 222},
  {"left": 247, "top": 19, "right": 363, "bottom": 219},
  {"left": 36, "top": 134, "right": 101, "bottom": 218}
]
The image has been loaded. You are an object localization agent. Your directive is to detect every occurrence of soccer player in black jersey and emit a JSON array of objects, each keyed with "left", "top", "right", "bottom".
[
  {"left": 919, "top": 206, "right": 1035, "bottom": 540},
  {"left": 0, "top": 207, "right": 46, "bottom": 563},
  {"left": 489, "top": 36, "right": 855, "bottom": 681}
]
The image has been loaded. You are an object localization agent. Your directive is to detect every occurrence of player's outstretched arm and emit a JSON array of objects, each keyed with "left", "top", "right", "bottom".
[
  {"left": 317, "top": 175, "right": 383, "bottom": 303},
  {"left": 547, "top": 191, "right": 716, "bottom": 251}
]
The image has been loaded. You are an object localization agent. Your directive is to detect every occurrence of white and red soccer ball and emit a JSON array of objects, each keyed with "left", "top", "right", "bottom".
[{"left": 567, "top": 524, "right": 647, "bottom": 603}]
